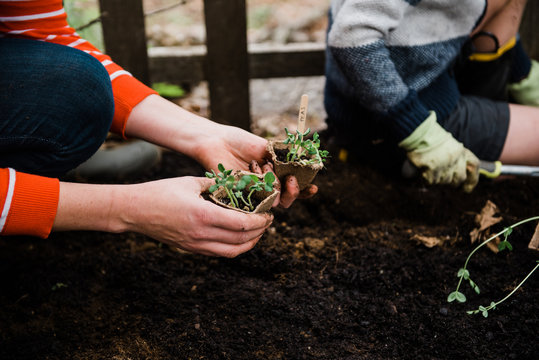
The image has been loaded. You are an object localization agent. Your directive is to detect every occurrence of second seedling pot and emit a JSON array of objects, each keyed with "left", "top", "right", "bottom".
[
  {"left": 267, "top": 140, "right": 323, "bottom": 191},
  {"left": 209, "top": 170, "right": 279, "bottom": 214}
]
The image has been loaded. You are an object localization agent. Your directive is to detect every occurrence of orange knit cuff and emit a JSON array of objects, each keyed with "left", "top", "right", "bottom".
[
  {"left": 1, "top": 171, "right": 59, "bottom": 239},
  {"left": 110, "top": 75, "right": 158, "bottom": 138}
]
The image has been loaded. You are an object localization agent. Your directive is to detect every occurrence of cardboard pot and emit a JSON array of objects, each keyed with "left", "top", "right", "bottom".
[
  {"left": 267, "top": 140, "right": 323, "bottom": 190},
  {"left": 209, "top": 170, "right": 279, "bottom": 214}
]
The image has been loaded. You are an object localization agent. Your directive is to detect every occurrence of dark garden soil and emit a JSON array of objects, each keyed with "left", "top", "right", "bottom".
[{"left": 1, "top": 147, "right": 538, "bottom": 360}]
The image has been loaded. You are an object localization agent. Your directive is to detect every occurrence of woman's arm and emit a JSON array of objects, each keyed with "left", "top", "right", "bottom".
[
  {"left": 125, "top": 94, "right": 318, "bottom": 208},
  {"left": 53, "top": 177, "right": 272, "bottom": 257}
]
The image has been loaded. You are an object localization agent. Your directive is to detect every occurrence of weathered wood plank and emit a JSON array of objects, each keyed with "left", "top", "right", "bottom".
[
  {"left": 520, "top": 1, "right": 539, "bottom": 60},
  {"left": 98, "top": 0, "right": 150, "bottom": 85},
  {"left": 249, "top": 42, "right": 326, "bottom": 79},
  {"left": 203, "top": 0, "right": 250, "bottom": 129},
  {"left": 149, "top": 46, "right": 206, "bottom": 84},
  {"left": 148, "top": 42, "right": 326, "bottom": 84}
]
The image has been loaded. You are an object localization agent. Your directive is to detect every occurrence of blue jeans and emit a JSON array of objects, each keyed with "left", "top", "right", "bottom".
[{"left": 0, "top": 38, "right": 114, "bottom": 177}]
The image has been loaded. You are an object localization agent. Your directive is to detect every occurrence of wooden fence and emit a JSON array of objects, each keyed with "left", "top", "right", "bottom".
[{"left": 98, "top": 0, "right": 538, "bottom": 130}]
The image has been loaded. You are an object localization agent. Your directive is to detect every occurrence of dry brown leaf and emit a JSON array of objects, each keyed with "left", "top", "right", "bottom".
[
  {"left": 469, "top": 200, "right": 503, "bottom": 244},
  {"left": 486, "top": 238, "right": 501, "bottom": 253},
  {"left": 412, "top": 234, "right": 443, "bottom": 248},
  {"left": 528, "top": 223, "right": 539, "bottom": 251},
  {"left": 304, "top": 237, "right": 325, "bottom": 251}
]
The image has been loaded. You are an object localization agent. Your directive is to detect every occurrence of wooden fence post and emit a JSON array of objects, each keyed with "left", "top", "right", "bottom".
[
  {"left": 98, "top": 0, "right": 150, "bottom": 85},
  {"left": 203, "top": 0, "right": 251, "bottom": 130}
]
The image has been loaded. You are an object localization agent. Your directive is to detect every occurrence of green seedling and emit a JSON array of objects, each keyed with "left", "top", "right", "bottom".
[
  {"left": 283, "top": 127, "right": 329, "bottom": 165},
  {"left": 205, "top": 163, "right": 275, "bottom": 211},
  {"left": 447, "top": 216, "right": 539, "bottom": 317},
  {"left": 51, "top": 282, "right": 68, "bottom": 291}
]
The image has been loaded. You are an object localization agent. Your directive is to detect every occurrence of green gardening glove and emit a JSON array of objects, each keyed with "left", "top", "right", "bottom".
[
  {"left": 399, "top": 111, "right": 480, "bottom": 192},
  {"left": 508, "top": 59, "right": 539, "bottom": 107}
]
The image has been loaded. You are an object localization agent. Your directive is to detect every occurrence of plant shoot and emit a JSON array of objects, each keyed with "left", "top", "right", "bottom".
[
  {"left": 283, "top": 128, "right": 329, "bottom": 165},
  {"left": 205, "top": 163, "right": 276, "bottom": 211},
  {"left": 447, "top": 216, "right": 539, "bottom": 317}
]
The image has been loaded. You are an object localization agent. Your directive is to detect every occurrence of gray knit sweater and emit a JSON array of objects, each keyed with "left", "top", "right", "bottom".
[{"left": 325, "top": 0, "right": 486, "bottom": 141}]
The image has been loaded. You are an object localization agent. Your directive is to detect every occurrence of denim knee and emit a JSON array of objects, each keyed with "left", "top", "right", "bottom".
[
  {"left": 52, "top": 47, "right": 115, "bottom": 174},
  {"left": 0, "top": 38, "right": 114, "bottom": 177}
]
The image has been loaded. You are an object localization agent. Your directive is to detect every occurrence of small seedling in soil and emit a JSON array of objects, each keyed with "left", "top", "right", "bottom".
[
  {"left": 51, "top": 282, "right": 68, "bottom": 291},
  {"left": 448, "top": 216, "right": 539, "bottom": 317},
  {"left": 282, "top": 127, "right": 329, "bottom": 166},
  {"left": 205, "top": 163, "right": 276, "bottom": 212},
  {"left": 275, "top": 94, "right": 328, "bottom": 166},
  {"left": 267, "top": 94, "right": 329, "bottom": 191}
]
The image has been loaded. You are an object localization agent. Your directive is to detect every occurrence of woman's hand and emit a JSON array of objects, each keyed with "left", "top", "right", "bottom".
[
  {"left": 249, "top": 160, "right": 318, "bottom": 208},
  {"left": 125, "top": 94, "right": 318, "bottom": 208},
  {"left": 125, "top": 177, "right": 274, "bottom": 257},
  {"left": 193, "top": 124, "right": 318, "bottom": 208},
  {"left": 55, "top": 177, "right": 273, "bottom": 257},
  {"left": 192, "top": 122, "right": 268, "bottom": 172}
]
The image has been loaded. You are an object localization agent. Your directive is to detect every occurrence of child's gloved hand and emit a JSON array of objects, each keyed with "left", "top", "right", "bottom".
[
  {"left": 508, "top": 59, "right": 539, "bottom": 107},
  {"left": 399, "top": 111, "right": 480, "bottom": 192}
]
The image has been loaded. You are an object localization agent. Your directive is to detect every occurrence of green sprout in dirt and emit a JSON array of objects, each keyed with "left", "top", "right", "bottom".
[
  {"left": 447, "top": 215, "right": 539, "bottom": 317},
  {"left": 283, "top": 127, "right": 329, "bottom": 165},
  {"left": 205, "top": 163, "right": 275, "bottom": 211},
  {"left": 51, "top": 282, "right": 68, "bottom": 291}
]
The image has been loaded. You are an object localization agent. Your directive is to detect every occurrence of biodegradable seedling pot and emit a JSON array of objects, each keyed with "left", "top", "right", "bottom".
[
  {"left": 209, "top": 170, "right": 279, "bottom": 214},
  {"left": 267, "top": 140, "right": 324, "bottom": 191}
]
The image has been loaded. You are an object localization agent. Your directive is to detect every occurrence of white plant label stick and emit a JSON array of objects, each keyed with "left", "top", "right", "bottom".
[{"left": 297, "top": 94, "right": 309, "bottom": 134}]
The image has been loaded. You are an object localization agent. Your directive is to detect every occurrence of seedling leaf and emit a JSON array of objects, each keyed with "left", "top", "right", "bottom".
[
  {"left": 264, "top": 172, "right": 275, "bottom": 184},
  {"left": 236, "top": 181, "right": 246, "bottom": 191},
  {"left": 457, "top": 268, "right": 470, "bottom": 279},
  {"left": 449, "top": 216, "right": 539, "bottom": 318},
  {"left": 205, "top": 163, "right": 275, "bottom": 211},
  {"left": 51, "top": 282, "right": 68, "bottom": 291},
  {"left": 498, "top": 240, "right": 513, "bottom": 251},
  {"left": 447, "top": 291, "right": 466, "bottom": 303},
  {"left": 282, "top": 128, "right": 329, "bottom": 165}
]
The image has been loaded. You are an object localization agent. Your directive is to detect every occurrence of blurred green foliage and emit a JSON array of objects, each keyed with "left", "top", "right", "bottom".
[
  {"left": 248, "top": 5, "right": 272, "bottom": 29},
  {"left": 152, "top": 82, "right": 186, "bottom": 98},
  {"left": 64, "top": 0, "right": 104, "bottom": 51}
]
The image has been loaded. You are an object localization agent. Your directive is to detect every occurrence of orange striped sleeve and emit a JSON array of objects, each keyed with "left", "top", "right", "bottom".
[
  {"left": 0, "top": 0, "right": 157, "bottom": 137},
  {"left": 0, "top": 168, "right": 59, "bottom": 239}
]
